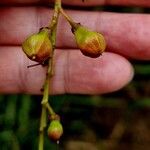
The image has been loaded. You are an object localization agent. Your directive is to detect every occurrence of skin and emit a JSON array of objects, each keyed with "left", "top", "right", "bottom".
[{"left": 0, "top": 0, "right": 150, "bottom": 94}]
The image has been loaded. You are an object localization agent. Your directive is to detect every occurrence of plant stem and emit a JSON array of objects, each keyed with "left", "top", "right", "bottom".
[
  {"left": 38, "top": 107, "right": 46, "bottom": 150},
  {"left": 59, "top": 8, "right": 77, "bottom": 28},
  {"left": 49, "top": 0, "right": 61, "bottom": 48},
  {"left": 39, "top": 131, "right": 44, "bottom": 150},
  {"left": 38, "top": 0, "right": 62, "bottom": 149},
  {"left": 45, "top": 103, "right": 55, "bottom": 115}
]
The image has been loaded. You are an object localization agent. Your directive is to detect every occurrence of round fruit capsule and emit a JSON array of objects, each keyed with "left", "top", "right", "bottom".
[
  {"left": 73, "top": 25, "right": 106, "bottom": 58},
  {"left": 22, "top": 28, "right": 52, "bottom": 63},
  {"left": 47, "top": 120, "right": 63, "bottom": 141}
]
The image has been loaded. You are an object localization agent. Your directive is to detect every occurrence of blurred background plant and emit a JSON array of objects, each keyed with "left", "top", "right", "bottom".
[{"left": 0, "top": 5, "right": 150, "bottom": 150}]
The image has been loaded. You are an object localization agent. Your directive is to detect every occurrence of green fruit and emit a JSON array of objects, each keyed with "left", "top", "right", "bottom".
[
  {"left": 47, "top": 120, "right": 63, "bottom": 141},
  {"left": 73, "top": 25, "right": 106, "bottom": 58},
  {"left": 22, "top": 28, "right": 52, "bottom": 63}
]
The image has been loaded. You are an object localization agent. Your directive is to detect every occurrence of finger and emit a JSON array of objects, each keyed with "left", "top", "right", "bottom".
[
  {"left": 0, "top": 46, "right": 133, "bottom": 95},
  {"left": 0, "top": 0, "right": 150, "bottom": 7},
  {"left": 0, "top": 8, "right": 150, "bottom": 60}
]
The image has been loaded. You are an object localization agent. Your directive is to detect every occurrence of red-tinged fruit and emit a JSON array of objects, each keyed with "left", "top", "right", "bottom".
[
  {"left": 73, "top": 25, "right": 106, "bottom": 58},
  {"left": 47, "top": 120, "right": 63, "bottom": 141},
  {"left": 22, "top": 28, "right": 52, "bottom": 63}
]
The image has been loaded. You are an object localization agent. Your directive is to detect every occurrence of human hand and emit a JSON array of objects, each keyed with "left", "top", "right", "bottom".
[{"left": 0, "top": 0, "right": 150, "bottom": 94}]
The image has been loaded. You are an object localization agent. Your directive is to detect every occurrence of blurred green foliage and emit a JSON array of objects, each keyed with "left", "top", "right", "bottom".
[{"left": 0, "top": 5, "right": 150, "bottom": 150}]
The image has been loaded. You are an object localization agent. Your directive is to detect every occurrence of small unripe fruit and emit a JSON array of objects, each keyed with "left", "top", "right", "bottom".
[
  {"left": 73, "top": 25, "right": 106, "bottom": 58},
  {"left": 22, "top": 28, "right": 52, "bottom": 63},
  {"left": 47, "top": 120, "right": 63, "bottom": 141}
]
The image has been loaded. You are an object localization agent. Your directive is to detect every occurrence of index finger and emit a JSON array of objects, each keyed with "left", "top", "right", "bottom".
[
  {"left": 0, "top": 0, "right": 150, "bottom": 7},
  {"left": 0, "top": 7, "right": 150, "bottom": 60}
]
